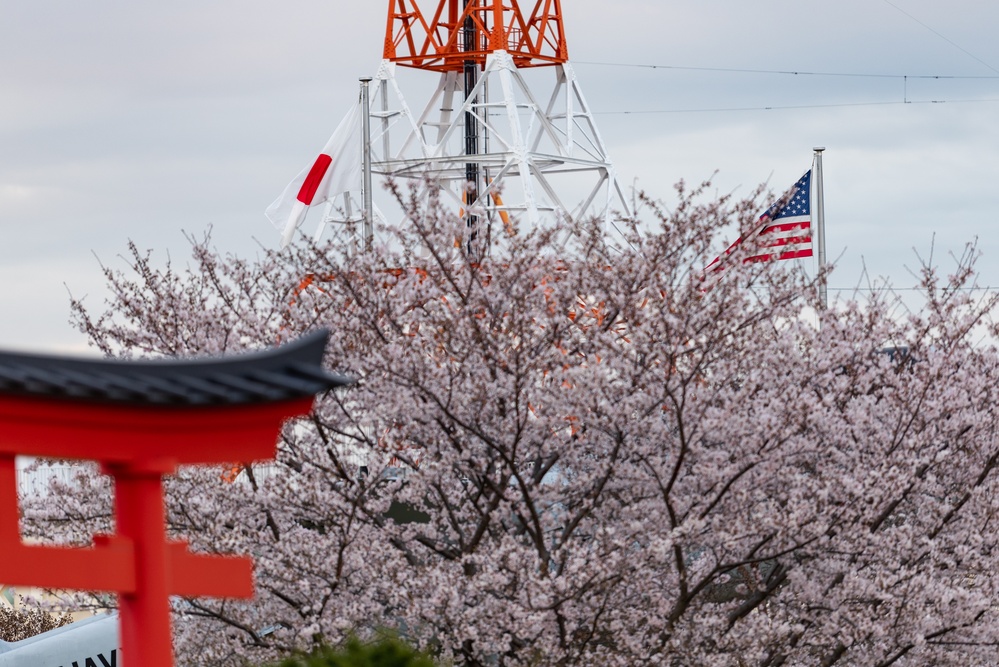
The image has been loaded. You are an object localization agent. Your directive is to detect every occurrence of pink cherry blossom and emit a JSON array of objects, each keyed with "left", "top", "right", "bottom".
[{"left": 22, "top": 182, "right": 999, "bottom": 667}]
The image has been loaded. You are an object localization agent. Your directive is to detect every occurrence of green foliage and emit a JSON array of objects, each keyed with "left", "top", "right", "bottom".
[{"left": 268, "top": 636, "right": 437, "bottom": 667}]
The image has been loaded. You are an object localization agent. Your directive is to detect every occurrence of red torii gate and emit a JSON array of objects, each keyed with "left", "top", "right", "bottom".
[{"left": 0, "top": 330, "right": 350, "bottom": 667}]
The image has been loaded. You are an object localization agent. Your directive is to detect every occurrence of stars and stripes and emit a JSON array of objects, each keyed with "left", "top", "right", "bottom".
[
  {"left": 752, "top": 169, "right": 812, "bottom": 262},
  {"left": 706, "top": 170, "right": 813, "bottom": 272}
]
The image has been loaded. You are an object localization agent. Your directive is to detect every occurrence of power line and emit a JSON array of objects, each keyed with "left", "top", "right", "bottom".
[
  {"left": 830, "top": 286, "right": 999, "bottom": 292},
  {"left": 592, "top": 97, "right": 999, "bottom": 115},
  {"left": 879, "top": 0, "right": 999, "bottom": 75},
  {"left": 575, "top": 60, "right": 999, "bottom": 80}
]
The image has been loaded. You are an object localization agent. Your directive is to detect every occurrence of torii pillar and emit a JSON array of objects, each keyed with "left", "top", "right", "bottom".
[{"left": 0, "top": 330, "right": 350, "bottom": 667}]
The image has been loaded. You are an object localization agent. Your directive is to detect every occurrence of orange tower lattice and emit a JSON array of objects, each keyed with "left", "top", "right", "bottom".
[
  {"left": 384, "top": 0, "right": 568, "bottom": 71},
  {"left": 294, "top": 0, "right": 630, "bottom": 252}
]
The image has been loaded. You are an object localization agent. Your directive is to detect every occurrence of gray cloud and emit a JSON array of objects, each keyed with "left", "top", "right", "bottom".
[{"left": 2, "top": 0, "right": 998, "bottom": 351}]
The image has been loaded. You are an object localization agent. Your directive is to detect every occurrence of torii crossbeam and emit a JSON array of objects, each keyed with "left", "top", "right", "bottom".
[{"left": 0, "top": 330, "right": 351, "bottom": 667}]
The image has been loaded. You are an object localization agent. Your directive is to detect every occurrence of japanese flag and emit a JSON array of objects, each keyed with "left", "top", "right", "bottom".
[{"left": 266, "top": 102, "right": 362, "bottom": 247}]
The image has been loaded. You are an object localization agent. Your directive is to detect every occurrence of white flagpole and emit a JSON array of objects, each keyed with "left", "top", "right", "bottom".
[
  {"left": 360, "top": 77, "right": 374, "bottom": 251},
  {"left": 813, "top": 147, "right": 827, "bottom": 310}
]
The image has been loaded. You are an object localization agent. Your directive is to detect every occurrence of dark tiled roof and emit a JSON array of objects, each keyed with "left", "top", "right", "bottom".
[{"left": 0, "top": 330, "right": 352, "bottom": 407}]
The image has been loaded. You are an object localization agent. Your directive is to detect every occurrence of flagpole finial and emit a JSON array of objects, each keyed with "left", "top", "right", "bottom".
[{"left": 813, "top": 146, "right": 826, "bottom": 153}]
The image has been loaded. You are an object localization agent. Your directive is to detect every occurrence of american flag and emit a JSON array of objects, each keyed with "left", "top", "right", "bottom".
[
  {"left": 753, "top": 169, "right": 812, "bottom": 261},
  {"left": 706, "top": 170, "right": 813, "bottom": 271}
]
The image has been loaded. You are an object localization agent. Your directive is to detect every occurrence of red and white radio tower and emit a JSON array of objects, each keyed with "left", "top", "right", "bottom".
[{"left": 287, "top": 1, "right": 630, "bottom": 253}]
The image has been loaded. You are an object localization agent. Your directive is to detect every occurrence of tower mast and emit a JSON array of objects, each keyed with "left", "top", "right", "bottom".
[
  {"left": 462, "top": 0, "right": 481, "bottom": 256},
  {"left": 305, "top": 0, "right": 629, "bottom": 251}
]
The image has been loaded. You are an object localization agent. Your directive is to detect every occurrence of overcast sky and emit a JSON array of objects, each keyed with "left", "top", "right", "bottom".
[{"left": 2, "top": 1, "right": 998, "bottom": 353}]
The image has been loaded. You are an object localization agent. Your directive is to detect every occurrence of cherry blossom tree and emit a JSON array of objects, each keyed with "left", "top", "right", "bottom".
[{"left": 22, "top": 182, "right": 999, "bottom": 667}]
